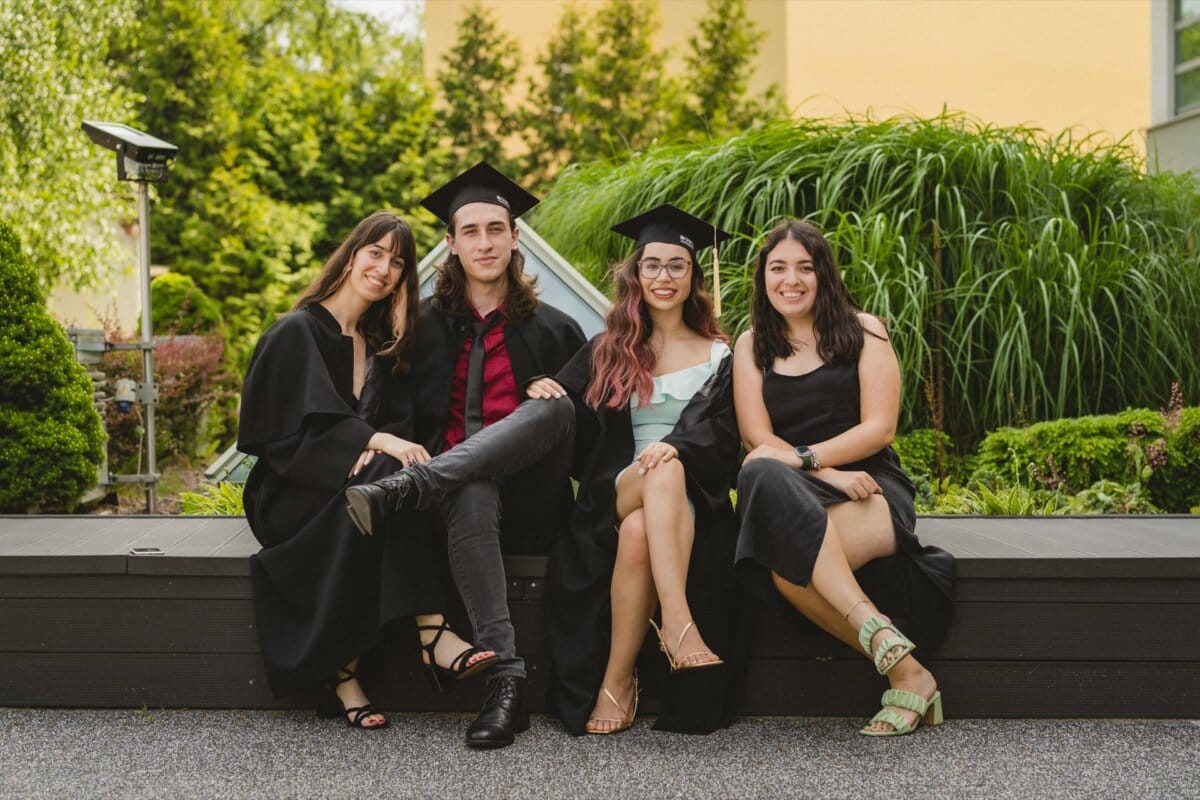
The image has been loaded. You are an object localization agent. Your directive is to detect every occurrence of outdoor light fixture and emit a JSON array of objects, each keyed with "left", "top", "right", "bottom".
[
  {"left": 81, "top": 121, "right": 177, "bottom": 182},
  {"left": 82, "top": 120, "right": 178, "bottom": 512}
]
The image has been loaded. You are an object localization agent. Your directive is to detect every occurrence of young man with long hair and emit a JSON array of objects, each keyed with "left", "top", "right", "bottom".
[{"left": 346, "top": 164, "right": 585, "bottom": 749}]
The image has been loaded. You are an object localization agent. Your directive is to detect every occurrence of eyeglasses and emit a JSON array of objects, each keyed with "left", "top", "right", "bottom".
[{"left": 637, "top": 258, "right": 691, "bottom": 279}]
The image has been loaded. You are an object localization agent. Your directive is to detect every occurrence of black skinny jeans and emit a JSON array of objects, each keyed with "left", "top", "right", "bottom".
[{"left": 412, "top": 395, "right": 575, "bottom": 679}]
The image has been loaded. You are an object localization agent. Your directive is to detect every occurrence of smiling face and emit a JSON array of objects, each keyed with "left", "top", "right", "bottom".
[
  {"left": 763, "top": 236, "right": 818, "bottom": 319},
  {"left": 637, "top": 241, "right": 693, "bottom": 312},
  {"left": 346, "top": 233, "right": 404, "bottom": 303},
  {"left": 447, "top": 201, "right": 518, "bottom": 287}
]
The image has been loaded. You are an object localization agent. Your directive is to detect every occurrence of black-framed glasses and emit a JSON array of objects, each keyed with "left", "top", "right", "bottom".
[{"left": 637, "top": 258, "right": 691, "bottom": 279}]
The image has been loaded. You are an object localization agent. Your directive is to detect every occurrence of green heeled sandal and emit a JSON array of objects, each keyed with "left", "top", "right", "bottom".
[
  {"left": 860, "top": 689, "right": 944, "bottom": 737},
  {"left": 857, "top": 616, "right": 916, "bottom": 675}
]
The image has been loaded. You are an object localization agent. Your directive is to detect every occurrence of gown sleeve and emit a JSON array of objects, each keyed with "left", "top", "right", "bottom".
[
  {"left": 555, "top": 337, "right": 601, "bottom": 479},
  {"left": 237, "top": 314, "right": 375, "bottom": 491}
]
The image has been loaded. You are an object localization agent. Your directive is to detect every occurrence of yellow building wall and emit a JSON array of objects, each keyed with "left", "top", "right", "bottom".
[
  {"left": 782, "top": 1, "right": 1150, "bottom": 150},
  {"left": 425, "top": 0, "right": 1151, "bottom": 151}
]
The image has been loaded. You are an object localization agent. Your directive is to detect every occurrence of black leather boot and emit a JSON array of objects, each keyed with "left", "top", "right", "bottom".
[
  {"left": 465, "top": 675, "right": 529, "bottom": 749},
  {"left": 344, "top": 470, "right": 420, "bottom": 536}
]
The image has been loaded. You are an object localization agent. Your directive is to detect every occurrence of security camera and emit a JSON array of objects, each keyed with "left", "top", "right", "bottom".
[
  {"left": 81, "top": 121, "right": 178, "bottom": 182},
  {"left": 114, "top": 378, "right": 138, "bottom": 413}
]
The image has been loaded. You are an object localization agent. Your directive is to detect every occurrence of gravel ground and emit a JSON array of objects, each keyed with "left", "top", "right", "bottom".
[{"left": 1, "top": 709, "right": 1197, "bottom": 799}]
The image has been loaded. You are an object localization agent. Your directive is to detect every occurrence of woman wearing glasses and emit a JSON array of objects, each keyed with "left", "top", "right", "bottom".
[{"left": 545, "top": 205, "right": 745, "bottom": 736}]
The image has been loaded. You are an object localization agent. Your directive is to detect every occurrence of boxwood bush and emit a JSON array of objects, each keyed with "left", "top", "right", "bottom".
[
  {"left": 0, "top": 221, "right": 106, "bottom": 511},
  {"left": 1148, "top": 407, "right": 1200, "bottom": 513},
  {"left": 968, "top": 409, "right": 1165, "bottom": 493},
  {"left": 150, "top": 272, "right": 223, "bottom": 336}
]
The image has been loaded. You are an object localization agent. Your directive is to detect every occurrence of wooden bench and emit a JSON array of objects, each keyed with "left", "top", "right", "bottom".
[{"left": 1, "top": 515, "right": 1198, "bottom": 717}]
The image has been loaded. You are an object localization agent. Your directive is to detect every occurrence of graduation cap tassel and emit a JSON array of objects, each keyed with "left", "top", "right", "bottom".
[{"left": 712, "top": 231, "right": 722, "bottom": 318}]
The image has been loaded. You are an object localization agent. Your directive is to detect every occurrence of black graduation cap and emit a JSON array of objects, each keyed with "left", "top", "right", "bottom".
[
  {"left": 420, "top": 161, "right": 539, "bottom": 225},
  {"left": 611, "top": 203, "right": 733, "bottom": 315}
]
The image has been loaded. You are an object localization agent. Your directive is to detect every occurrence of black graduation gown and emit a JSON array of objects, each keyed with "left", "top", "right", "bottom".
[
  {"left": 546, "top": 338, "right": 748, "bottom": 735},
  {"left": 409, "top": 297, "right": 587, "bottom": 554},
  {"left": 238, "top": 304, "right": 443, "bottom": 697}
]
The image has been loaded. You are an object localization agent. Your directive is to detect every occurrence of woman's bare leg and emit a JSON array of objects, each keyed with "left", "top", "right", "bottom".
[
  {"left": 772, "top": 496, "right": 938, "bottom": 731},
  {"left": 616, "top": 461, "right": 718, "bottom": 667},
  {"left": 587, "top": 510, "right": 653, "bottom": 732}
]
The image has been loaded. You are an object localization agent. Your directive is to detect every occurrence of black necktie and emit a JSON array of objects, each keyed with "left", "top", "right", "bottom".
[{"left": 464, "top": 312, "right": 502, "bottom": 438}]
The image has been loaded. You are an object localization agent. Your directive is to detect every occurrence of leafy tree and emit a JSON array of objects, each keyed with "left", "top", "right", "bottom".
[
  {"left": 576, "top": 0, "right": 674, "bottom": 156},
  {"left": 522, "top": 2, "right": 594, "bottom": 186},
  {"left": 109, "top": 0, "right": 442, "bottom": 372},
  {"left": 436, "top": 1, "right": 522, "bottom": 173},
  {"left": 0, "top": 0, "right": 138, "bottom": 290},
  {"left": 108, "top": 0, "right": 323, "bottom": 302},
  {"left": 0, "top": 220, "right": 105, "bottom": 512},
  {"left": 679, "top": 0, "right": 782, "bottom": 136}
]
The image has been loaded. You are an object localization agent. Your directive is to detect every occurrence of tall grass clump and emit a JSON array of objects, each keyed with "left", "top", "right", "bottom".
[{"left": 533, "top": 113, "right": 1200, "bottom": 442}]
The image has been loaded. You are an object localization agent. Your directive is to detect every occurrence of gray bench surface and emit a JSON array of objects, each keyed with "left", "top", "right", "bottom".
[{"left": 2, "top": 514, "right": 1198, "bottom": 717}]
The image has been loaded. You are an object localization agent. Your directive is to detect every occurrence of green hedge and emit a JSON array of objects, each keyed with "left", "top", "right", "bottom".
[
  {"left": 1148, "top": 407, "right": 1200, "bottom": 513},
  {"left": 150, "top": 272, "right": 224, "bottom": 336},
  {"left": 893, "top": 428, "right": 959, "bottom": 481},
  {"left": 967, "top": 409, "right": 1165, "bottom": 492},
  {"left": 0, "top": 221, "right": 106, "bottom": 512}
]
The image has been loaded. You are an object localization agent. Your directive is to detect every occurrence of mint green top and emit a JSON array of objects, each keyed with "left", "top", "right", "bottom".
[{"left": 630, "top": 341, "right": 731, "bottom": 457}]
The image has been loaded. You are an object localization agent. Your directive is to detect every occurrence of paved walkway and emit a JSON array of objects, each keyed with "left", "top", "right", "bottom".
[{"left": 1, "top": 709, "right": 1197, "bottom": 799}]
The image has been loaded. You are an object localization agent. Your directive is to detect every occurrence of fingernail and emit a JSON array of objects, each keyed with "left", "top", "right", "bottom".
[{"left": 638, "top": 468, "right": 646, "bottom": 476}]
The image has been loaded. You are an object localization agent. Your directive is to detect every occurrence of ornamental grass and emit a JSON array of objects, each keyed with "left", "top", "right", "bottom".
[{"left": 533, "top": 114, "right": 1200, "bottom": 441}]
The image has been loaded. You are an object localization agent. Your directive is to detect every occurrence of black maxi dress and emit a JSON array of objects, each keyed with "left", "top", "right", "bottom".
[
  {"left": 735, "top": 360, "right": 955, "bottom": 650},
  {"left": 238, "top": 304, "right": 444, "bottom": 697},
  {"left": 546, "top": 339, "right": 749, "bottom": 735}
]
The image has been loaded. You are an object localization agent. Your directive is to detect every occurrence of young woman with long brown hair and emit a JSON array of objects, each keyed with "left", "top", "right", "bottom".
[
  {"left": 733, "top": 218, "right": 954, "bottom": 736},
  {"left": 238, "top": 211, "right": 496, "bottom": 730}
]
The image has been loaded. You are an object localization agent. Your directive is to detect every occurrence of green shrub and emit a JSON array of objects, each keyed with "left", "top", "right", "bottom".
[
  {"left": 893, "top": 428, "right": 959, "bottom": 481},
  {"left": 0, "top": 221, "right": 105, "bottom": 511},
  {"left": 926, "top": 482, "right": 1067, "bottom": 515},
  {"left": 969, "top": 409, "right": 1165, "bottom": 493},
  {"left": 179, "top": 481, "right": 244, "bottom": 515},
  {"left": 1066, "top": 480, "right": 1161, "bottom": 515},
  {"left": 150, "top": 273, "right": 224, "bottom": 336},
  {"left": 1148, "top": 407, "right": 1200, "bottom": 513}
]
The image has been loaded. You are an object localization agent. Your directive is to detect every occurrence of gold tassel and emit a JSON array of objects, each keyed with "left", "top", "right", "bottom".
[{"left": 712, "top": 232, "right": 722, "bottom": 318}]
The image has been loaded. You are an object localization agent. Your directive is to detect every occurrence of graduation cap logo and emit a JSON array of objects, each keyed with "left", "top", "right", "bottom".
[
  {"left": 611, "top": 203, "right": 732, "bottom": 316},
  {"left": 420, "top": 161, "right": 537, "bottom": 226}
]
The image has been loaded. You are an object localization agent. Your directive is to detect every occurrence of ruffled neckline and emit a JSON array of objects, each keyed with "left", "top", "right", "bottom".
[{"left": 636, "top": 341, "right": 731, "bottom": 405}]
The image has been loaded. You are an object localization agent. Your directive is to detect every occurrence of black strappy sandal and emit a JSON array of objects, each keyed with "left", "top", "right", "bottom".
[
  {"left": 317, "top": 668, "right": 389, "bottom": 729},
  {"left": 418, "top": 620, "right": 499, "bottom": 694}
]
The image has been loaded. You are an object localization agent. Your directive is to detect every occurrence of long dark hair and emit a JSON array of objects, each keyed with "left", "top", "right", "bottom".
[
  {"left": 585, "top": 247, "right": 726, "bottom": 410},
  {"left": 751, "top": 219, "right": 874, "bottom": 372},
  {"left": 432, "top": 212, "right": 539, "bottom": 321},
  {"left": 292, "top": 210, "right": 419, "bottom": 373}
]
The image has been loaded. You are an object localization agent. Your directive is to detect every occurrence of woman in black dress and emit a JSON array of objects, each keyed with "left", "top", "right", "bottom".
[
  {"left": 732, "top": 218, "right": 954, "bottom": 736},
  {"left": 547, "top": 205, "right": 745, "bottom": 736},
  {"left": 238, "top": 211, "right": 495, "bottom": 729}
]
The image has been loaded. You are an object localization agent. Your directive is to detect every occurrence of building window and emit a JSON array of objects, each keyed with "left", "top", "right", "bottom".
[{"left": 1178, "top": 0, "right": 1200, "bottom": 113}]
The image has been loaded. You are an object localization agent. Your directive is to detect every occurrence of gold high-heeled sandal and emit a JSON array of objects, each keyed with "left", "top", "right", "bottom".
[
  {"left": 586, "top": 675, "right": 639, "bottom": 735},
  {"left": 649, "top": 619, "right": 724, "bottom": 671}
]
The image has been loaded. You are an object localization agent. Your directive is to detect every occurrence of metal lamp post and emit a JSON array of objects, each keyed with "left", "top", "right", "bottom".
[{"left": 82, "top": 121, "right": 178, "bottom": 513}]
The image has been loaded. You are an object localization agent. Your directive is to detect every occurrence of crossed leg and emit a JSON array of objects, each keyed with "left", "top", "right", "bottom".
[
  {"left": 771, "top": 495, "right": 938, "bottom": 732},
  {"left": 586, "top": 459, "right": 717, "bottom": 732}
]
